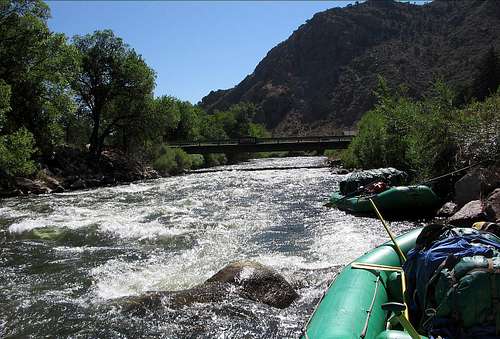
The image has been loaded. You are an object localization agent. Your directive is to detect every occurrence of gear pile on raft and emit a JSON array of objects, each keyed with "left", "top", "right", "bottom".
[
  {"left": 328, "top": 167, "right": 442, "bottom": 215},
  {"left": 302, "top": 221, "right": 500, "bottom": 339},
  {"left": 304, "top": 165, "right": 500, "bottom": 338}
]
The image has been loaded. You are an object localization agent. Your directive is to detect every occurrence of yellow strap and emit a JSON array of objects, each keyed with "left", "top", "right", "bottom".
[
  {"left": 401, "top": 270, "right": 410, "bottom": 321},
  {"left": 369, "top": 198, "right": 407, "bottom": 263},
  {"left": 351, "top": 262, "right": 403, "bottom": 272}
]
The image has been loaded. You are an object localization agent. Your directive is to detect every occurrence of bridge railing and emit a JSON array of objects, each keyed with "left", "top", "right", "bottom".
[{"left": 168, "top": 135, "right": 354, "bottom": 147}]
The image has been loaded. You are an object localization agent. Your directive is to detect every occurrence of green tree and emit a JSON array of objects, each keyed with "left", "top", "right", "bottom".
[
  {"left": 153, "top": 95, "right": 181, "bottom": 141},
  {"left": 0, "top": 80, "right": 36, "bottom": 176},
  {"left": 0, "top": 0, "right": 77, "bottom": 155},
  {"left": 200, "top": 113, "right": 229, "bottom": 140},
  {"left": 248, "top": 122, "right": 271, "bottom": 138},
  {"left": 205, "top": 102, "right": 269, "bottom": 140},
  {"left": 72, "top": 29, "right": 156, "bottom": 158},
  {"left": 0, "top": 127, "right": 36, "bottom": 176},
  {"left": 457, "top": 89, "right": 500, "bottom": 165},
  {"left": 342, "top": 77, "right": 479, "bottom": 180},
  {"left": 0, "top": 79, "right": 9, "bottom": 126},
  {"left": 226, "top": 102, "right": 264, "bottom": 138},
  {"left": 172, "top": 101, "right": 203, "bottom": 141},
  {"left": 210, "top": 110, "right": 237, "bottom": 138}
]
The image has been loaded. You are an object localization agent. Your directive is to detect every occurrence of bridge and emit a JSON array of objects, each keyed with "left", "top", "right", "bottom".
[{"left": 168, "top": 135, "right": 354, "bottom": 154}]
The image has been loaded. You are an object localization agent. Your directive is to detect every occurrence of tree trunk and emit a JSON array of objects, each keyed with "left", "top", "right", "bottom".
[{"left": 89, "top": 111, "right": 101, "bottom": 161}]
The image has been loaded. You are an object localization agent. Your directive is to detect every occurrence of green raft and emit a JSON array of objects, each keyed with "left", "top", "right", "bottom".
[
  {"left": 329, "top": 185, "right": 441, "bottom": 215},
  {"left": 302, "top": 228, "right": 426, "bottom": 339}
]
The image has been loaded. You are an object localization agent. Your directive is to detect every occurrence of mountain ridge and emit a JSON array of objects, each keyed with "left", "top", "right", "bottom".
[{"left": 200, "top": 0, "right": 500, "bottom": 136}]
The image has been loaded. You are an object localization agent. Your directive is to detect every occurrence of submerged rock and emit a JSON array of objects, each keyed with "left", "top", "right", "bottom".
[
  {"left": 10, "top": 224, "right": 113, "bottom": 247},
  {"left": 120, "top": 260, "right": 299, "bottom": 315}
]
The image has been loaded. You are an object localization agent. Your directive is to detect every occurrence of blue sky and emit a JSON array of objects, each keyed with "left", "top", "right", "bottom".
[{"left": 47, "top": 1, "right": 353, "bottom": 104}]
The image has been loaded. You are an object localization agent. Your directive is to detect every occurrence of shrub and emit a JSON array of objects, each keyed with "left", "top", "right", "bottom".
[
  {"left": 455, "top": 90, "right": 500, "bottom": 165},
  {"left": 0, "top": 127, "right": 37, "bottom": 176},
  {"left": 203, "top": 153, "right": 227, "bottom": 167},
  {"left": 324, "top": 149, "right": 343, "bottom": 159},
  {"left": 152, "top": 145, "right": 192, "bottom": 175},
  {"left": 189, "top": 154, "right": 205, "bottom": 169},
  {"left": 341, "top": 78, "right": 498, "bottom": 181}
]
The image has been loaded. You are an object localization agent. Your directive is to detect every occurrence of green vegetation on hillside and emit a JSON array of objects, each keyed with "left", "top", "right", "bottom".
[
  {"left": 342, "top": 76, "right": 500, "bottom": 180},
  {"left": 0, "top": 0, "right": 271, "bottom": 178}
]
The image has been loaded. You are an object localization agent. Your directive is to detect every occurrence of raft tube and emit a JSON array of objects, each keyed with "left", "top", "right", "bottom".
[
  {"left": 302, "top": 228, "right": 426, "bottom": 339},
  {"left": 329, "top": 185, "right": 441, "bottom": 215}
]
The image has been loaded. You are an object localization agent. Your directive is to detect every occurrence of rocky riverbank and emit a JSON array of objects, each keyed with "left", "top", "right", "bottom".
[
  {"left": 435, "top": 161, "right": 500, "bottom": 224},
  {"left": 0, "top": 146, "right": 160, "bottom": 197}
]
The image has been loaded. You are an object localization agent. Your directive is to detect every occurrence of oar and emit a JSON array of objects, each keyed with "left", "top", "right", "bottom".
[{"left": 369, "top": 198, "right": 407, "bottom": 263}]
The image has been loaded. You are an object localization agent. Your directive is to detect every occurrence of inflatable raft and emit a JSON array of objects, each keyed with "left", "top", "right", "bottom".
[
  {"left": 329, "top": 185, "right": 441, "bottom": 215},
  {"left": 302, "top": 228, "right": 425, "bottom": 339}
]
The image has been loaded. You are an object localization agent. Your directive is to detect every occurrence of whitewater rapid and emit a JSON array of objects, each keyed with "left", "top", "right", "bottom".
[{"left": 0, "top": 156, "right": 419, "bottom": 338}]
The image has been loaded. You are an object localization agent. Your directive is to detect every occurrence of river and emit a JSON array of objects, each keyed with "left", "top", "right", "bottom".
[{"left": 0, "top": 156, "right": 420, "bottom": 338}]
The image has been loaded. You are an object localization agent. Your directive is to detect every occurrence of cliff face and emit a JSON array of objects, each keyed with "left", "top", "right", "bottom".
[{"left": 200, "top": 0, "right": 500, "bottom": 136}]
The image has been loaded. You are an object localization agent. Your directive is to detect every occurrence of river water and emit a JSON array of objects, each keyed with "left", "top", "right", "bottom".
[{"left": 0, "top": 156, "right": 420, "bottom": 338}]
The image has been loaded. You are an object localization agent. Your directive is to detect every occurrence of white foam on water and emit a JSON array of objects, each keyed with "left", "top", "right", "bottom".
[
  {"left": 98, "top": 217, "right": 188, "bottom": 240},
  {"left": 8, "top": 219, "right": 46, "bottom": 234},
  {"left": 0, "top": 206, "right": 30, "bottom": 219},
  {"left": 237, "top": 266, "right": 256, "bottom": 281},
  {"left": 0, "top": 156, "right": 420, "bottom": 338},
  {"left": 53, "top": 246, "right": 125, "bottom": 253},
  {"left": 91, "top": 247, "right": 225, "bottom": 299},
  {"left": 255, "top": 253, "right": 319, "bottom": 271},
  {"left": 89, "top": 195, "right": 284, "bottom": 300}
]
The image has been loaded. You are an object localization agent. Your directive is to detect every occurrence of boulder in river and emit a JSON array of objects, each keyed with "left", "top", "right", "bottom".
[
  {"left": 206, "top": 260, "right": 299, "bottom": 308},
  {"left": 120, "top": 260, "right": 299, "bottom": 315},
  {"left": 69, "top": 178, "right": 86, "bottom": 190}
]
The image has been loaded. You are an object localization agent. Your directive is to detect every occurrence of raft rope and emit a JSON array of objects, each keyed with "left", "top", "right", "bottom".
[
  {"left": 420, "top": 156, "right": 497, "bottom": 186},
  {"left": 360, "top": 274, "right": 381, "bottom": 339}
]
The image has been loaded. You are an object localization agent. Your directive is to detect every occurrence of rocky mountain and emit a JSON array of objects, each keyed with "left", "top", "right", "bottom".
[{"left": 200, "top": 0, "right": 500, "bottom": 136}]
